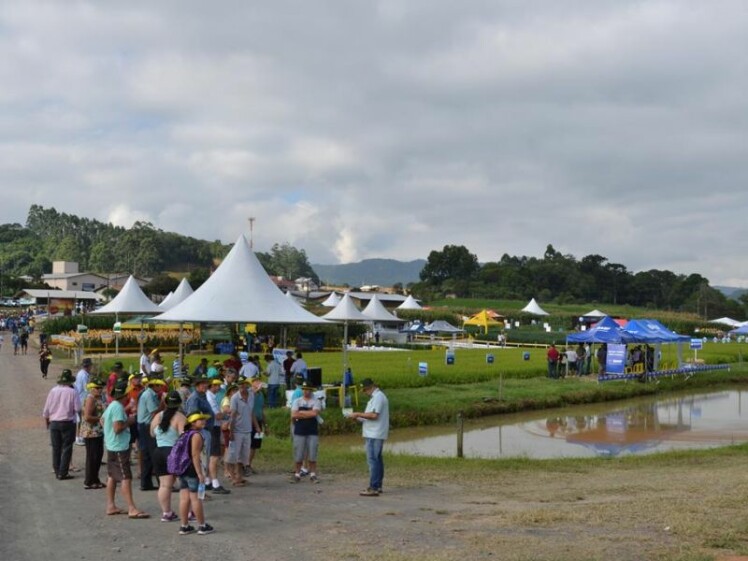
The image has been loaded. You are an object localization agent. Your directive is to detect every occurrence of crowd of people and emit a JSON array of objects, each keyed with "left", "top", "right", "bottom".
[{"left": 40, "top": 345, "right": 390, "bottom": 536}]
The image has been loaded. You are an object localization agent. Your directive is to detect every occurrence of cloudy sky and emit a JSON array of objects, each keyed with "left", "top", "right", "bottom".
[{"left": 1, "top": 1, "right": 747, "bottom": 285}]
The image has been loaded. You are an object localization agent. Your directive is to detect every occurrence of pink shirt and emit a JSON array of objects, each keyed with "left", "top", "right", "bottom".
[{"left": 42, "top": 385, "right": 81, "bottom": 422}]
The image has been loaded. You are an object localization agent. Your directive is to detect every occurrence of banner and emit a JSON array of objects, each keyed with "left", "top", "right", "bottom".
[{"left": 606, "top": 344, "right": 627, "bottom": 375}]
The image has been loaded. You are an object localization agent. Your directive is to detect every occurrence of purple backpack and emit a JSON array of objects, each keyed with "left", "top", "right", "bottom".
[{"left": 167, "top": 430, "right": 197, "bottom": 475}]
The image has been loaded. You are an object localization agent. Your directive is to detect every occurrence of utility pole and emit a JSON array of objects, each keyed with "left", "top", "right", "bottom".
[{"left": 248, "top": 217, "right": 255, "bottom": 250}]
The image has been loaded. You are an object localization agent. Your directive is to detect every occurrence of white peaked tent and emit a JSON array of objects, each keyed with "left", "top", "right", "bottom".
[
  {"left": 582, "top": 309, "right": 607, "bottom": 319},
  {"left": 285, "top": 290, "right": 303, "bottom": 306},
  {"left": 153, "top": 235, "right": 329, "bottom": 324},
  {"left": 361, "top": 294, "right": 403, "bottom": 323},
  {"left": 159, "top": 278, "right": 194, "bottom": 311},
  {"left": 322, "top": 293, "right": 371, "bottom": 375},
  {"left": 321, "top": 291, "right": 342, "bottom": 307},
  {"left": 159, "top": 291, "right": 174, "bottom": 309},
  {"left": 521, "top": 298, "right": 549, "bottom": 316},
  {"left": 90, "top": 275, "right": 161, "bottom": 356},
  {"left": 91, "top": 275, "right": 161, "bottom": 315},
  {"left": 397, "top": 294, "right": 422, "bottom": 310},
  {"left": 709, "top": 317, "right": 743, "bottom": 328}
]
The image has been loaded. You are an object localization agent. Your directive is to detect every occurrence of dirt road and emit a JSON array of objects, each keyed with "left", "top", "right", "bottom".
[{"left": 2, "top": 337, "right": 748, "bottom": 561}]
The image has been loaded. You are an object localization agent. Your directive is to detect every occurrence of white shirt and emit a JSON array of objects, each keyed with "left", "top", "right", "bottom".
[
  {"left": 139, "top": 353, "right": 149, "bottom": 375},
  {"left": 290, "top": 358, "right": 308, "bottom": 376},
  {"left": 239, "top": 361, "right": 259, "bottom": 378},
  {"left": 74, "top": 368, "right": 89, "bottom": 404},
  {"left": 361, "top": 388, "right": 389, "bottom": 440},
  {"left": 265, "top": 360, "right": 283, "bottom": 385}
]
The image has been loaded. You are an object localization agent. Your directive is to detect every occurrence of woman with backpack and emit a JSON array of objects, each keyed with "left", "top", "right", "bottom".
[
  {"left": 173, "top": 412, "right": 215, "bottom": 535},
  {"left": 150, "top": 391, "right": 186, "bottom": 523}
]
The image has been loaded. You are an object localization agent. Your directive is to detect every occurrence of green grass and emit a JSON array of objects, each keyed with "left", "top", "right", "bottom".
[{"left": 90, "top": 346, "right": 748, "bottom": 439}]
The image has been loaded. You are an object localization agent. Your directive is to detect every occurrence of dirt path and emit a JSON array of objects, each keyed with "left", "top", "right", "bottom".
[{"left": 1, "top": 337, "right": 747, "bottom": 561}]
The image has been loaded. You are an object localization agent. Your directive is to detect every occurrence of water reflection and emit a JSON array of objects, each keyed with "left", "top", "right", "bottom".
[{"left": 385, "top": 389, "right": 748, "bottom": 459}]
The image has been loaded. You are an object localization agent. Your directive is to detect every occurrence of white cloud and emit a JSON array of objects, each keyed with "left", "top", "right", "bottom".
[{"left": 0, "top": 0, "right": 747, "bottom": 286}]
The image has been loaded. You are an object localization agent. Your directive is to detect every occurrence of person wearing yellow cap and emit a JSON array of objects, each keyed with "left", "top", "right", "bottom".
[
  {"left": 177, "top": 412, "right": 214, "bottom": 535},
  {"left": 81, "top": 378, "right": 106, "bottom": 489},
  {"left": 136, "top": 377, "right": 165, "bottom": 491}
]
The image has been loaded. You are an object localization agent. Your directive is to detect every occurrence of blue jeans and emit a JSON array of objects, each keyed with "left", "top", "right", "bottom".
[
  {"left": 365, "top": 438, "right": 385, "bottom": 491},
  {"left": 267, "top": 384, "right": 281, "bottom": 408}
]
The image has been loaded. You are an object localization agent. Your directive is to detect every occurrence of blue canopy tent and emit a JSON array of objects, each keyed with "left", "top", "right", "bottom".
[
  {"left": 567, "top": 316, "right": 638, "bottom": 344},
  {"left": 623, "top": 319, "right": 689, "bottom": 371}
]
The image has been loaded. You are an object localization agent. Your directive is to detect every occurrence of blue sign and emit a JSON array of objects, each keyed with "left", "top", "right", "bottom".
[
  {"left": 606, "top": 344, "right": 627, "bottom": 375},
  {"left": 445, "top": 350, "right": 455, "bottom": 365},
  {"left": 418, "top": 362, "right": 429, "bottom": 377},
  {"left": 486, "top": 353, "right": 495, "bottom": 364},
  {"left": 690, "top": 338, "right": 703, "bottom": 350}
]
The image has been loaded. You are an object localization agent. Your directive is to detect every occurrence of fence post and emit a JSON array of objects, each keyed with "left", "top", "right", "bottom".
[{"left": 456, "top": 411, "right": 464, "bottom": 458}]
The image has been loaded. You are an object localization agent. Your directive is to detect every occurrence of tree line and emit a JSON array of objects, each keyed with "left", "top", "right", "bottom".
[
  {"left": 410, "top": 244, "right": 746, "bottom": 320},
  {"left": 0, "top": 205, "right": 319, "bottom": 296}
]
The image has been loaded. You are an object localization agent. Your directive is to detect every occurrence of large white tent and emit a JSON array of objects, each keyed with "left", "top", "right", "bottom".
[
  {"left": 397, "top": 294, "right": 422, "bottom": 310},
  {"left": 361, "top": 294, "right": 403, "bottom": 323},
  {"left": 153, "top": 235, "right": 328, "bottom": 324},
  {"left": 91, "top": 275, "right": 161, "bottom": 315},
  {"left": 159, "top": 278, "right": 194, "bottom": 311},
  {"left": 582, "top": 309, "right": 607, "bottom": 319},
  {"left": 521, "top": 298, "right": 550, "bottom": 316}
]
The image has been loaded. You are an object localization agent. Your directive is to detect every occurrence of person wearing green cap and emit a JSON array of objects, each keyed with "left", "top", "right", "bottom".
[{"left": 42, "top": 369, "right": 81, "bottom": 480}]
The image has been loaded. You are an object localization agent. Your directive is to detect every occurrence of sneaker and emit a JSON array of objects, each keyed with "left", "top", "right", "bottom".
[
  {"left": 310, "top": 474, "right": 319, "bottom": 483},
  {"left": 161, "top": 511, "right": 179, "bottom": 522},
  {"left": 204, "top": 482, "right": 213, "bottom": 491},
  {"left": 74, "top": 437, "right": 85, "bottom": 447},
  {"left": 299, "top": 467, "right": 309, "bottom": 476},
  {"left": 291, "top": 473, "right": 301, "bottom": 483},
  {"left": 179, "top": 525, "right": 195, "bottom": 535},
  {"left": 197, "top": 523, "right": 215, "bottom": 535},
  {"left": 211, "top": 485, "right": 231, "bottom": 495},
  {"left": 359, "top": 488, "right": 380, "bottom": 497}
]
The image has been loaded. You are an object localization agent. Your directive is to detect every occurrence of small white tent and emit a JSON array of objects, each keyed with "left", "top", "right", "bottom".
[
  {"left": 709, "top": 317, "right": 743, "bottom": 328},
  {"left": 322, "top": 293, "right": 370, "bottom": 374},
  {"left": 159, "top": 278, "right": 194, "bottom": 311},
  {"left": 321, "top": 292, "right": 342, "bottom": 307},
  {"left": 91, "top": 275, "right": 161, "bottom": 315},
  {"left": 396, "top": 294, "right": 422, "bottom": 310},
  {"left": 521, "top": 298, "right": 549, "bottom": 316},
  {"left": 582, "top": 309, "right": 607, "bottom": 319},
  {"left": 362, "top": 294, "right": 403, "bottom": 323}
]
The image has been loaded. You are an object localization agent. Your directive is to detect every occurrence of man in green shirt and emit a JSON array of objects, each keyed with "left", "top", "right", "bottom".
[{"left": 102, "top": 381, "right": 149, "bottom": 519}]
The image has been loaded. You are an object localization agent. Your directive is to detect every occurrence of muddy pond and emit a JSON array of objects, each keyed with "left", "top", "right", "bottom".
[{"left": 382, "top": 387, "right": 748, "bottom": 459}]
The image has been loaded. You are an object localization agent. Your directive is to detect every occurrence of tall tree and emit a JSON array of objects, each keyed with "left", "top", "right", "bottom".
[{"left": 420, "top": 245, "right": 480, "bottom": 285}]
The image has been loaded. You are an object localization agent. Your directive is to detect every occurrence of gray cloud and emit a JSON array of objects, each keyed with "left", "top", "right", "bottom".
[{"left": 1, "top": 1, "right": 747, "bottom": 285}]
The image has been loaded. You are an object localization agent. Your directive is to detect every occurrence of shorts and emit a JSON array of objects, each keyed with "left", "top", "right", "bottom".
[
  {"left": 179, "top": 475, "right": 200, "bottom": 492},
  {"left": 293, "top": 434, "right": 319, "bottom": 463},
  {"left": 107, "top": 450, "right": 133, "bottom": 482},
  {"left": 250, "top": 429, "right": 262, "bottom": 450},
  {"left": 225, "top": 432, "right": 251, "bottom": 465},
  {"left": 210, "top": 426, "right": 222, "bottom": 457},
  {"left": 152, "top": 446, "right": 172, "bottom": 477}
]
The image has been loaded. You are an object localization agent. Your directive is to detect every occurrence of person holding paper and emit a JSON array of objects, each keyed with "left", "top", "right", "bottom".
[{"left": 347, "top": 378, "right": 389, "bottom": 497}]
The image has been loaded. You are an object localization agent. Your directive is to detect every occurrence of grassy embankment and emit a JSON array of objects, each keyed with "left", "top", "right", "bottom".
[{"left": 94, "top": 342, "right": 748, "bottom": 437}]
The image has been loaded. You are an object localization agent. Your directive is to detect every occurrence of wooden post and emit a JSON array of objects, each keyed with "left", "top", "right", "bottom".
[{"left": 457, "top": 411, "right": 464, "bottom": 458}]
